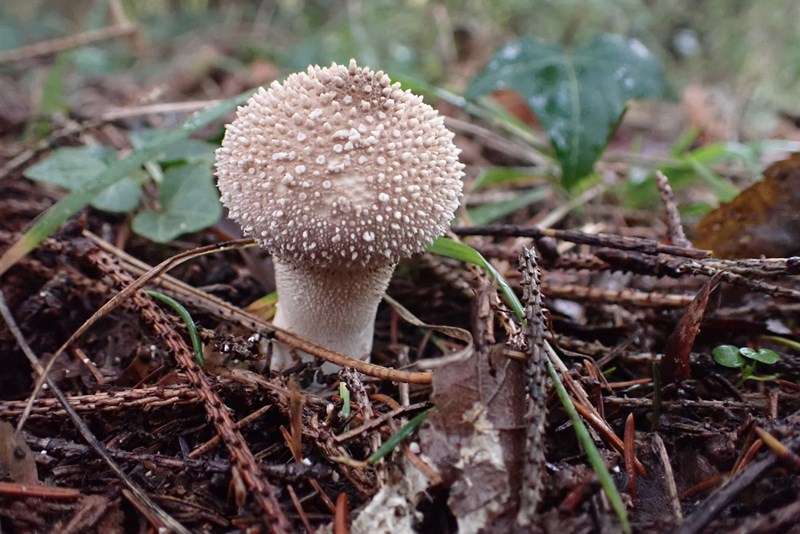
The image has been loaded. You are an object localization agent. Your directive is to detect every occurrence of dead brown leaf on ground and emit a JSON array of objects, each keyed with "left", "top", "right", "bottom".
[{"left": 695, "top": 153, "right": 800, "bottom": 259}]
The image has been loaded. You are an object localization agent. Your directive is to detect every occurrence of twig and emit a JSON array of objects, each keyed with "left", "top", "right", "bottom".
[
  {"left": 604, "top": 397, "right": 759, "bottom": 411},
  {"left": 679, "top": 259, "right": 800, "bottom": 300},
  {"left": 0, "top": 288, "right": 192, "bottom": 534},
  {"left": 88, "top": 247, "right": 292, "bottom": 532},
  {"left": 677, "top": 433, "right": 800, "bottom": 534},
  {"left": 97, "top": 100, "right": 224, "bottom": 121},
  {"left": 655, "top": 171, "right": 691, "bottom": 248},
  {"left": 333, "top": 402, "right": 430, "bottom": 443},
  {"left": 649, "top": 434, "right": 683, "bottom": 523},
  {"left": 0, "top": 24, "right": 137, "bottom": 64},
  {"left": 189, "top": 404, "right": 274, "bottom": 458},
  {"left": 286, "top": 484, "right": 314, "bottom": 534},
  {"left": 543, "top": 283, "right": 694, "bottom": 308},
  {"left": 82, "top": 231, "right": 432, "bottom": 383},
  {"left": 0, "top": 481, "right": 81, "bottom": 500},
  {"left": 0, "top": 383, "right": 201, "bottom": 418},
  {"left": 24, "top": 434, "right": 332, "bottom": 480},
  {"left": 443, "top": 115, "right": 549, "bottom": 166},
  {"left": 535, "top": 183, "right": 606, "bottom": 230},
  {"left": 516, "top": 247, "right": 549, "bottom": 526},
  {"left": 623, "top": 413, "right": 637, "bottom": 504},
  {"left": 452, "top": 224, "right": 710, "bottom": 259}
]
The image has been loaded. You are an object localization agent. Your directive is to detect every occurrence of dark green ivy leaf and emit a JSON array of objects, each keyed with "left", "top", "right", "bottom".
[{"left": 467, "top": 34, "right": 666, "bottom": 190}]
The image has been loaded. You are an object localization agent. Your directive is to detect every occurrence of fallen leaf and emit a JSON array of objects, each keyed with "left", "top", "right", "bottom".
[
  {"left": 0, "top": 421, "right": 38, "bottom": 484},
  {"left": 659, "top": 273, "right": 723, "bottom": 384},
  {"left": 683, "top": 83, "right": 737, "bottom": 143},
  {"left": 419, "top": 345, "right": 526, "bottom": 533},
  {"left": 490, "top": 89, "right": 540, "bottom": 128},
  {"left": 694, "top": 153, "right": 800, "bottom": 258}
]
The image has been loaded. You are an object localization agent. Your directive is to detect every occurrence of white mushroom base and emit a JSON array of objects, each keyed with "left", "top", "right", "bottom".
[{"left": 270, "top": 260, "right": 396, "bottom": 373}]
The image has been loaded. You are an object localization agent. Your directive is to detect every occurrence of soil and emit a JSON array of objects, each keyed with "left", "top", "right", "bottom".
[{"left": 1, "top": 50, "right": 800, "bottom": 534}]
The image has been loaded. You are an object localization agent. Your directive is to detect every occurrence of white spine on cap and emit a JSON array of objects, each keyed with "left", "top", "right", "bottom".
[{"left": 216, "top": 60, "right": 464, "bottom": 269}]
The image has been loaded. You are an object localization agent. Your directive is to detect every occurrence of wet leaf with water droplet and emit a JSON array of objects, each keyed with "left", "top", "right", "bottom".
[{"left": 467, "top": 35, "right": 665, "bottom": 190}]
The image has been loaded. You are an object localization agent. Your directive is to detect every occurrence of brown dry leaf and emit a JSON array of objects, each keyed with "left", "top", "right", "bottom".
[
  {"left": 682, "top": 83, "right": 737, "bottom": 143},
  {"left": 694, "top": 153, "right": 800, "bottom": 259},
  {"left": 221, "top": 59, "right": 279, "bottom": 97},
  {"left": 0, "top": 421, "right": 38, "bottom": 484},
  {"left": 491, "top": 89, "right": 540, "bottom": 128},
  {"left": 659, "top": 273, "right": 723, "bottom": 385},
  {"left": 771, "top": 113, "right": 800, "bottom": 142},
  {"left": 419, "top": 345, "right": 526, "bottom": 533}
]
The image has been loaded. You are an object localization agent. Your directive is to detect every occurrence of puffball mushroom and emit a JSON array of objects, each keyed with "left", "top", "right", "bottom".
[{"left": 216, "top": 59, "right": 464, "bottom": 371}]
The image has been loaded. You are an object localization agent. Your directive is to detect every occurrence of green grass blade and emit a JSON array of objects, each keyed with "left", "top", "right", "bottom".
[
  {"left": 339, "top": 382, "right": 351, "bottom": 418},
  {"left": 146, "top": 290, "right": 204, "bottom": 366},
  {"left": 685, "top": 153, "right": 739, "bottom": 202},
  {"left": 0, "top": 93, "right": 249, "bottom": 276},
  {"left": 368, "top": 408, "right": 433, "bottom": 464},
  {"left": 428, "top": 237, "right": 631, "bottom": 532},
  {"left": 546, "top": 358, "right": 631, "bottom": 532},
  {"left": 427, "top": 237, "right": 524, "bottom": 320},
  {"left": 468, "top": 186, "right": 550, "bottom": 226}
]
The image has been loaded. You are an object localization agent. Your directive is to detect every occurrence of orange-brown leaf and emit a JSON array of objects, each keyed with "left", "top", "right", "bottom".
[
  {"left": 660, "top": 273, "right": 723, "bottom": 384},
  {"left": 694, "top": 153, "right": 800, "bottom": 259}
]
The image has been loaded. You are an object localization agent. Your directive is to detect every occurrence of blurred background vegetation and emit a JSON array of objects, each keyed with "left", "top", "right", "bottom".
[{"left": 2, "top": 0, "right": 799, "bottom": 136}]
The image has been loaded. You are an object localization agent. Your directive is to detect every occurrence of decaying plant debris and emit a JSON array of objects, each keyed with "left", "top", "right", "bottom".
[
  {"left": 2, "top": 35, "right": 800, "bottom": 534},
  {"left": 3, "top": 141, "right": 800, "bottom": 532}
]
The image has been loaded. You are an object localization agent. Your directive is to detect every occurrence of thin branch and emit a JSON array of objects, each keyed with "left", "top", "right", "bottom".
[{"left": 0, "top": 288, "right": 191, "bottom": 534}]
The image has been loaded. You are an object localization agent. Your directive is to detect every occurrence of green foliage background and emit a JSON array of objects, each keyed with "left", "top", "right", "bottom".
[
  {"left": 1, "top": 0, "right": 799, "bottom": 244},
  {"left": 2, "top": 0, "right": 798, "bottom": 132}
]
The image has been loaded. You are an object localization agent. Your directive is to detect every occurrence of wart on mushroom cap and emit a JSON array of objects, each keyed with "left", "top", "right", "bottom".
[{"left": 216, "top": 59, "right": 464, "bottom": 371}]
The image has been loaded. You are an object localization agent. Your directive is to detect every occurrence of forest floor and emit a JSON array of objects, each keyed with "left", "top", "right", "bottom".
[{"left": 2, "top": 11, "right": 800, "bottom": 534}]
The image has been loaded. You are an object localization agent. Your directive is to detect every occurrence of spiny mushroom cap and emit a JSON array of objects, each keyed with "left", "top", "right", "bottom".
[{"left": 216, "top": 59, "right": 464, "bottom": 267}]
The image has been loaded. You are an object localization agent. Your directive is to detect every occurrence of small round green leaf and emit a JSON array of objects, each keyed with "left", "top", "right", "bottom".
[
  {"left": 739, "top": 347, "right": 757, "bottom": 359},
  {"left": 711, "top": 345, "right": 744, "bottom": 368},
  {"left": 747, "top": 348, "right": 781, "bottom": 365}
]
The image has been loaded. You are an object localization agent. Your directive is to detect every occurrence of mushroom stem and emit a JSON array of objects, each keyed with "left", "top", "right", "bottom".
[{"left": 271, "top": 260, "right": 396, "bottom": 372}]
